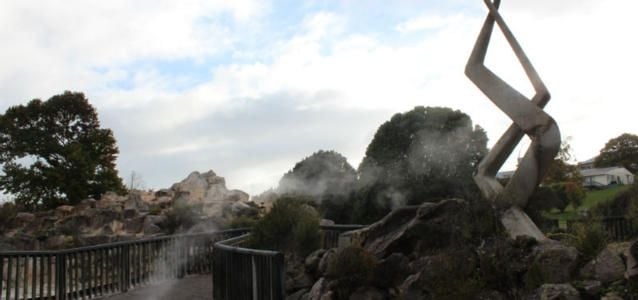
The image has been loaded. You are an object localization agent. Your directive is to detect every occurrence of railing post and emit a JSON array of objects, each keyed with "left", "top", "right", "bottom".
[
  {"left": 120, "top": 245, "right": 130, "bottom": 292},
  {"left": 56, "top": 253, "right": 66, "bottom": 300}
]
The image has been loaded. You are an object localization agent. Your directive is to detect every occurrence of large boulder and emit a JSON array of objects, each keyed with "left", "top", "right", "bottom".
[
  {"left": 170, "top": 170, "right": 252, "bottom": 219},
  {"left": 354, "top": 199, "right": 473, "bottom": 258},
  {"left": 529, "top": 241, "right": 579, "bottom": 284},
  {"left": 580, "top": 247, "right": 625, "bottom": 284}
]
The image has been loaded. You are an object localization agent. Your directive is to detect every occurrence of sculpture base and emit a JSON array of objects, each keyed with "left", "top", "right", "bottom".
[{"left": 500, "top": 206, "right": 547, "bottom": 241}]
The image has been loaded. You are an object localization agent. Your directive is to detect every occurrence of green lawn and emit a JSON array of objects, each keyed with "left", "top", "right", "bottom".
[{"left": 543, "top": 184, "right": 630, "bottom": 221}]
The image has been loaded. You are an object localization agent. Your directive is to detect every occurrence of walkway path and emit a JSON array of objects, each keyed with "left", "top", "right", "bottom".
[{"left": 99, "top": 275, "right": 212, "bottom": 300}]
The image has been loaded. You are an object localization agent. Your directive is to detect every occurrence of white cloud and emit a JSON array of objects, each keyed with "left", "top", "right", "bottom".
[{"left": 1, "top": 1, "right": 637, "bottom": 195}]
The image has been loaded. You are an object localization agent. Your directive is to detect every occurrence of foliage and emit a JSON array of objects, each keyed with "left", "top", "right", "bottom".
[
  {"left": 0, "top": 201, "right": 17, "bottom": 230},
  {"left": 594, "top": 133, "right": 638, "bottom": 174},
  {"left": 227, "top": 215, "right": 259, "bottom": 229},
  {"left": 326, "top": 246, "right": 377, "bottom": 298},
  {"left": 565, "top": 221, "right": 609, "bottom": 263},
  {"left": 593, "top": 180, "right": 638, "bottom": 217},
  {"left": 352, "top": 106, "right": 487, "bottom": 223},
  {"left": 541, "top": 139, "right": 586, "bottom": 209},
  {"left": 0, "top": 92, "right": 126, "bottom": 210},
  {"left": 160, "top": 202, "right": 198, "bottom": 234},
  {"left": 249, "top": 196, "right": 320, "bottom": 256},
  {"left": 277, "top": 150, "right": 356, "bottom": 223}
]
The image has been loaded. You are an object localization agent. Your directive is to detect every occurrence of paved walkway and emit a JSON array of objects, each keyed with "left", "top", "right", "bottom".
[{"left": 99, "top": 275, "right": 212, "bottom": 300}]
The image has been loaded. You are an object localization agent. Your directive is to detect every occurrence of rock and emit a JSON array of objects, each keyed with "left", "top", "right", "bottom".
[
  {"left": 74, "top": 198, "right": 96, "bottom": 212},
  {"left": 317, "top": 249, "right": 337, "bottom": 276},
  {"left": 580, "top": 248, "right": 624, "bottom": 283},
  {"left": 400, "top": 249, "right": 477, "bottom": 297},
  {"left": 577, "top": 280, "right": 601, "bottom": 298},
  {"left": 534, "top": 284, "right": 580, "bottom": 300},
  {"left": 530, "top": 240, "right": 578, "bottom": 283},
  {"left": 143, "top": 223, "right": 161, "bottom": 235},
  {"left": 14, "top": 212, "right": 35, "bottom": 225},
  {"left": 348, "top": 286, "right": 384, "bottom": 300},
  {"left": 357, "top": 199, "right": 472, "bottom": 258},
  {"left": 124, "top": 192, "right": 149, "bottom": 212},
  {"left": 308, "top": 278, "right": 329, "bottom": 300},
  {"left": 601, "top": 292, "right": 624, "bottom": 300},
  {"left": 373, "top": 253, "right": 410, "bottom": 288},
  {"left": 96, "top": 193, "right": 123, "bottom": 210},
  {"left": 123, "top": 208, "right": 138, "bottom": 219},
  {"left": 144, "top": 215, "right": 167, "bottom": 227},
  {"left": 90, "top": 209, "right": 122, "bottom": 229},
  {"left": 625, "top": 240, "right": 638, "bottom": 280},
  {"left": 286, "top": 288, "right": 309, "bottom": 300},
  {"left": 155, "top": 189, "right": 173, "bottom": 197},
  {"left": 55, "top": 205, "right": 75, "bottom": 218},
  {"left": 123, "top": 216, "right": 145, "bottom": 233},
  {"left": 305, "top": 249, "right": 326, "bottom": 277},
  {"left": 45, "top": 235, "right": 68, "bottom": 249}
]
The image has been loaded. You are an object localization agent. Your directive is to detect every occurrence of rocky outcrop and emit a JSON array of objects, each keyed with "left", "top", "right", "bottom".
[
  {"left": 289, "top": 199, "right": 638, "bottom": 299},
  {"left": 0, "top": 170, "right": 256, "bottom": 250},
  {"left": 170, "top": 170, "right": 252, "bottom": 218}
]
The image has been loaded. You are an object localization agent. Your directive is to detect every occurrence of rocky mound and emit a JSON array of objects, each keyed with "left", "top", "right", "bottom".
[
  {"left": 0, "top": 170, "right": 257, "bottom": 251},
  {"left": 286, "top": 199, "right": 638, "bottom": 299}
]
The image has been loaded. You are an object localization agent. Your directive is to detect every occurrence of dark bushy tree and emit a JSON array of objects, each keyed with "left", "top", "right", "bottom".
[
  {"left": 595, "top": 133, "right": 638, "bottom": 174},
  {"left": 352, "top": 106, "right": 488, "bottom": 223},
  {"left": 0, "top": 92, "right": 125, "bottom": 210},
  {"left": 277, "top": 150, "right": 356, "bottom": 223}
]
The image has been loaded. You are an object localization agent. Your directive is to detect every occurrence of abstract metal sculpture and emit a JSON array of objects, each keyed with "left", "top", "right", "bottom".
[{"left": 465, "top": 0, "right": 560, "bottom": 240}]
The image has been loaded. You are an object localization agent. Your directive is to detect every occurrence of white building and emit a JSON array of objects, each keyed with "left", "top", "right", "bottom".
[{"left": 581, "top": 166, "right": 634, "bottom": 188}]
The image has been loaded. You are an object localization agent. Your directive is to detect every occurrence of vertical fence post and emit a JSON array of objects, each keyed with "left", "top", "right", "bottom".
[
  {"left": 56, "top": 253, "right": 66, "bottom": 300},
  {"left": 120, "top": 245, "right": 130, "bottom": 293}
]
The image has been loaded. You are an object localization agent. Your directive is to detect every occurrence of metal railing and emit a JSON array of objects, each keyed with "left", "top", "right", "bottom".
[
  {"left": 212, "top": 234, "right": 285, "bottom": 300},
  {"left": 319, "top": 224, "right": 364, "bottom": 249},
  {"left": 0, "top": 228, "right": 247, "bottom": 300},
  {"left": 566, "top": 216, "right": 636, "bottom": 241},
  {"left": 212, "top": 224, "right": 366, "bottom": 300},
  {"left": 601, "top": 216, "right": 635, "bottom": 241}
]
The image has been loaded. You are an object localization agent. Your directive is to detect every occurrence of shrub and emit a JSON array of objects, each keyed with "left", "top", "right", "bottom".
[
  {"left": 565, "top": 221, "right": 609, "bottom": 263},
  {"left": 249, "top": 196, "right": 320, "bottom": 256},
  {"left": 594, "top": 180, "right": 638, "bottom": 217},
  {"left": 160, "top": 202, "right": 198, "bottom": 234},
  {"left": 227, "top": 215, "right": 259, "bottom": 229}
]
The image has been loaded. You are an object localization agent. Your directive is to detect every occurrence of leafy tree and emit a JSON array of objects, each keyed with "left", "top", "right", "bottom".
[
  {"left": 0, "top": 92, "right": 125, "bottom": 210},
  {"left": 594, "top": 133, "right": 638, "bottom": 174},
  {"left": 541, "top": 139, "right": 585, "bottom": 209},
  {"left": 352, "top": 106, "right": 488, "bottom": 223},
  {"left": 277, "top": 150, "right": 356, "bottom": 223}
]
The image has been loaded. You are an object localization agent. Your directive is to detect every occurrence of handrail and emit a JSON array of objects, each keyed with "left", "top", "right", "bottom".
[
  {"left": 213, "top": 234, "right": 285, "bottom": 300},
  {"left": 0, "top": 228, "right": 249, "bottom": 300}
]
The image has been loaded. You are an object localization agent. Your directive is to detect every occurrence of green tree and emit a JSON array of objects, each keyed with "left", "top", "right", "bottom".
[
  {"left": 277, "top": 150, "right": 356, "bottom": 223},
  {"left": 352, "top": 106, "right": 488, "bottom": 223},
  {"left": 0, "top": 91, "right": 125, "bottom": 210},
  {"left": 594, "top": 133, "right": 638, "bottom": 174},
  {"left": 541, "top": 139, "right": 586, "bottom": 209}
]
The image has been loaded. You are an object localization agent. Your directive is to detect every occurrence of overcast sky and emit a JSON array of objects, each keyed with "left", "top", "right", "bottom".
[{"left": 1, "top": 0, "right": 636, "bottom": 196}]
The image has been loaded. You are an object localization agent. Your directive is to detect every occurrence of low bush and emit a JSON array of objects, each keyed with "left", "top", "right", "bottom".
[
  {"left": 249, "top": 196, "right": 321, "bottom": 256},
  {"left": 160, "top": 202, "right": 198, "bottom": 234},
  {"left": 564, "top": 221, "right": 608, "bottom": 263}
]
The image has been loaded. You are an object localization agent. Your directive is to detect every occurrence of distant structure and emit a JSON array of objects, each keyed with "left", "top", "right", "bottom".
[{"left": 465, "top": 0, "right": 560, "bottom": 240}]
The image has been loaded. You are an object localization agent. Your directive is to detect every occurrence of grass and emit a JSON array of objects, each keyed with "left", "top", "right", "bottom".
[{"left": 544, "top": 184, "right": 631, "bottom": 221}]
